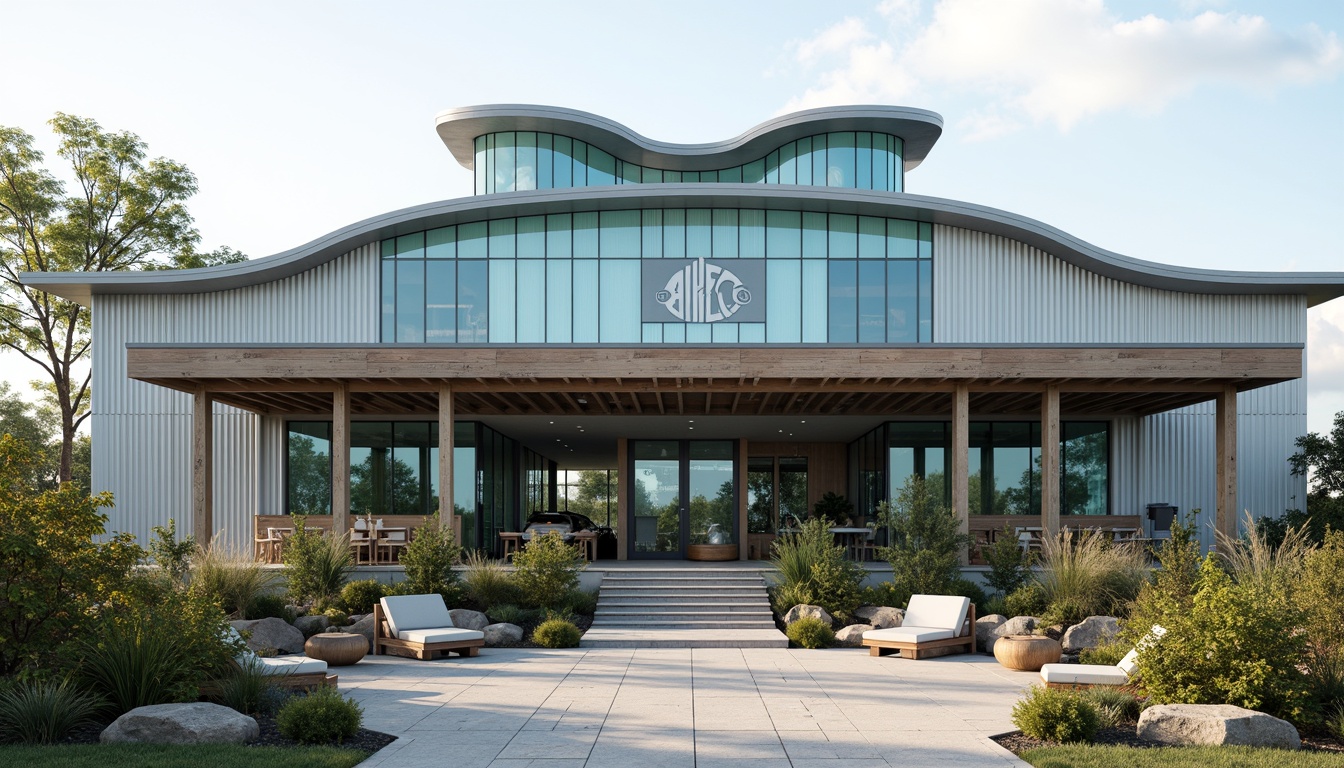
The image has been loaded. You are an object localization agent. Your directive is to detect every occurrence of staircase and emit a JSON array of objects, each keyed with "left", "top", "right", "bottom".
[{"left": 581, "top": 568, "right": 788, "bottom": 648}]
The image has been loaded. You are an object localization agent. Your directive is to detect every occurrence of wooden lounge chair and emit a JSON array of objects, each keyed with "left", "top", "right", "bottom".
[
  {"left": 225, "top": 628, "right": 336, "bottom": 690},
  {"left": 1039, "top": 625, "right": 1165, "bottom": 690},
  {"left": 374, "top": 594, "right": 485, "bottom": 660},
  {"left": 861, "top": 594, "right": 976, "bottom": 659}
]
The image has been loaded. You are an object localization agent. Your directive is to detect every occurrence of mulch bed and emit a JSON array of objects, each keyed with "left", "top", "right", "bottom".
[
  {"left": 60, "top": 713, "right": 396, "bottom": 753},
  {"left": 993, "top": 724, "right": 1344, "bottom": 755}
]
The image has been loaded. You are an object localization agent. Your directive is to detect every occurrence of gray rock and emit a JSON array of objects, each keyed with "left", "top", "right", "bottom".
[
  {"left": 483, "top": 622, "right": 524, "bottom": 647},
  {"left": 1138, "top": 704, "right": 1300, "bottom": 749},
  {"left": 292, "top": 614, "right": 330, "bottom": 638},
  {"left": 447, "top": 608, "right": 490, "bottom": 632},
  {"left": 782, "top": 604, "right": 834, "bottom": 627},
  {"left": 1061, "top": 616, "right": 1121, "bottom": 654},
  {"left": 833, "top": 624, "right": 874, "bottom": 647},
  {"left": 994, "top": 616, "right": 1039, "bottom": 639},
  {"left": 854, "top": 605, "right": 903, "bottom": 629},
  {"left": 101, "top": 703, "right": 259, "bottom": 745},
  {"left": 976, "top": 614, "right": 1008, "bottom": 653},
  {"left": 345, "top": 613, "right": 375, "bottom": 652},
  {"left": 229, "top": 617, "right": 305, "bottom": 655}
]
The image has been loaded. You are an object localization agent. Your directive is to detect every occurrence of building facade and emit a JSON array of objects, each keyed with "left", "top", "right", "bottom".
[{"left": 23, "top": 105, "right": 1344, "bottom": 558}]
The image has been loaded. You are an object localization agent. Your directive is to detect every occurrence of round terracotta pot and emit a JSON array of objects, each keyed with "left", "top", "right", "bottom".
[
  {"left": 993, "top": 634, "right": 1062, "bottom": 671},
  {"left": 304, "top": 632, "right": 368, "bottom": 666}
]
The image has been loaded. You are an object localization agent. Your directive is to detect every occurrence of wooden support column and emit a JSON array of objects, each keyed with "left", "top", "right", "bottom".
[
  {"left": 616, "top": 438, "right": 629, "bottom": 560},
  {"left": 332, "top": 382, "right": 351, "bottom": 537},
  {"left": 1216, "top": 385, "right": 1238, "bottom": 544},
  {"left": 439, "top": 383, "right": 457, "bottom": 539},
  {"left": 1041, "top": 384, "right": 1061, "bottom": 539},
  {"left": 952, "top": 384, "right": 970, "bottom": 565},
  {"left": 738, "top": 438, "right": 749, "bottom": 561},
  {"left": 192, "top": 387, "right": 213, "bottom": 548}
]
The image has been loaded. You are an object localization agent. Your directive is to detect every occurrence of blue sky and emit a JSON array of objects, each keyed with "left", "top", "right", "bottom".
[{"left": 4, "top": 0, "right": 1342, "bottom": 431}]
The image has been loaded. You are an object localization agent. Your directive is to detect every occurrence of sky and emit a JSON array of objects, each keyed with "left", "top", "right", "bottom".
[{"left": 3, "top": 0, "right": 1342, "bottom": 433}]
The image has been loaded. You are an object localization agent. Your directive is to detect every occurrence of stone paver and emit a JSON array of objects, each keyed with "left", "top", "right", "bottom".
[{"left": 343, "top": 648, "right": 1037, "bottom": 768}]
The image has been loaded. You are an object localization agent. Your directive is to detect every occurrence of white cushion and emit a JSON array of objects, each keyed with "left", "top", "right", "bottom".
[
  {"left": 397, "top": 627, "right": 485, "bottom": 644},
  {"left": 1116, "top": 648, "right": 1140, "bottom": 677},
  {"left": 1040, "top": 663, "right": 1129, "bottom": 686},
  {"left": 381, "top": 594, "right": 454, "bottom": 636},
  {"left": 863, "top": 626, "right": 955, "bottom": 644},
  {"left": 253, "top": 655, "right": 329, "bottom": 676},
  {"left": 903, "top": 595, "right": 971, "bottom": 632}
]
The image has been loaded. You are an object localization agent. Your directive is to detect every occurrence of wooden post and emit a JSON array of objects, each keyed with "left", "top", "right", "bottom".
[
  {"left": 616, "top": 438, "right": 629, "bottom": 560},
  {"left": 952, "top": 384, "right": 970, "bottom": 566},
  {"left": 1041, "top": 384, "right": 1061, "bottom": 539},
  {"left": 192, "top": 387, "right": 213, "bottom": 548},
  {"left": 1216, "top": 385, "right": 1238, "bottom": 543},
  {"left": 438, "top": 383, "right": 455, "bottom": 532},
  {"left": 738, "top": 438, "right": 749, "bottom": 561},
  {"left": 332, "top": 383, "right": 351, "bottom": 536}
]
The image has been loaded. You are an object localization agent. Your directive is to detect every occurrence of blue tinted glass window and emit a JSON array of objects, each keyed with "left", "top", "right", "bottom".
[
  {"left": 886, "top": 260, "right": 917, "bottom": 343},
  {"left": 552, "top": 136, "right": 573, "bottom": 187},
  {"left": 396, "top": 260, "right": 425, "bottom": 343},
  {"left": 766, "top": 211, "right": 801, "bottom": 258},
  {"left": 514, "top": 216, "right": 543, "bottom": 259},
  {"left": 712, "top": 323, "right": 739, "bottom": 343},
  {"left": 739, "top": 209, "right": 765, "bottom": 258},
  {"left": 572, "top": 260, "right": 599, "bottom": 342},
  {"left": 888, "top": 219, "right": 918, "bottom": 259},
  {"left": 686, "top": 209, "right": 712, "bottom": 256},
  {"left": 396, "top": 232, "right": 424, "bottom": 258},
  {"left": 718, "top": 166, "right": 741, "bottom": 183},
  {"left": 742, "top": 159, "right": 765, "bottom": 184},
  {"left": 641, "top": 210, "right": 663, "bottom": 258},
  {"left": 620, "top": 161, "right": 640, "bottom": 184},
  {"left": 571, "top": 139, "right": 587, "bottom": 186},
  {"left": 686, "top": 323, "right": 712, "bottom": 343},
  {"left": 488, "top": 219, "right": 515, "bottom": 259},
  {"left": 641, "top": 167, "right": 663, "bottom": 183},
  {"left": 892, "top": 136, "right": 904, "bottom": 192},
  {"left": 488, "top": 260, "right": 515, "bottom": 342},
  {"left": 537, "top": 133, "right": 553, "bottom": 189},
  {"left": 573, "top": 212, "right": 599, "bottom": 257},
  {"left": 600, "top": 210, "right": 640, "bottom": 257},
  {"left": 739, "top": 323, "right": 765, "bottom": 343},
  {"left": 425, "top": 261, "right": 456, "bottom": 342},
  {"left": 919, "top": 260, "right": 933, "bottom": 343},
  {"left": 474, "top": 136, "right": 486, "bottom": 194},
  {"left": 919, "top": 223, "right": 933, "bottom": 258},
  {"left": 828, "top": 260, "right": 857, "bottom": 343},
  {"left": 812, "top": 135, "right": 827, "bottom": 187},
  {"left": 663, "top": 209, "right": 686, "bottom": 258},
  {"left": 547, "top": 260, "right": 572, "bottom": 343},
  {"left": 546, "top": 214, "right": 572, "bottom": 259},
  {"left": 516, "top": 260, "right": 546, "bottom": 342},
  {"left": 802, "top": 213, "right": 828, "bottom": 258},
  {"left": 802, "top": 261, "right": 828, "bottom": 343},
  {"left": 458, "top": 222, "right": 487, "bottom": 259},
  {"left": 829, "top": 214, "right": 857, "bottom": 259},
  {"left": 858, "top": 261, "right": 885, "bottom": 343},
  {"left": 642, "top": 323, "right": 663, "bottom": 343},
  {"left": 779, "top": 142, "right": 797, "bottom": 185},
  {"left": 856, "top": 132, "right": 872, "bottom": 189},
  {"left": 426, "top": 227, "right": 455, "bottom": 259},
  {"left": 767, "top": 260, "right": 802, "bottom": 342},
  {"left": 859, "top": 216, "right": 885, "bottom": 259},
  {"left": 712, "top": 209, "right": 738, "bottom": 258},
  {"left": 493, "top": 132, "right": 516, "bottom": 193},
  {"left": 796, "top": 137, "right": 814, "bottom": 185},
  {"left": 664, "top": 323, "right": 686, "bottom": 343},
  {"left": 599, "top": 260, "right": 640, "bottom": 342},
  {"left": 872, "top": 134, "right": 889, "bottom": 191},
  {"left": 381, "top": 239, "right": 395, "bottom": 259},
  {"left": 827, "top": 132, "right": 855, "bottom": 188},
  {"left": 765, "top": 150, "right": 780, "bottom": 184},
  {"left": 589, "top": 146, "right": 616, "bottom": 186},
  {"left": 516, "top": 132, "right": 537, "bottom": 191},
  {"left": 381, "top": 260, "right": 396, "bottom": 342},
  {"left": 457, "top": 260, "right": 488, "bottom": 342}
]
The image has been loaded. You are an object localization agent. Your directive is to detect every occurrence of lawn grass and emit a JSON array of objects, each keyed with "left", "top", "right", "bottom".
[
  {"left": 0, "top": 743, "right": 370, "bottom": 768},
  {"left": 1022, "top": 744, "right": 1338, "bottom": 768}
]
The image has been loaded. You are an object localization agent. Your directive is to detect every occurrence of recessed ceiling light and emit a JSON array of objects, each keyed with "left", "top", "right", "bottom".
[
  {"left": 549, "top": 421, "right": 554, "bottom": 424},
  {"left": 577, "top": 398, "right": 588, "bottom": 404},
  {"left": 800, "top": 420, "right": 807, "bottom": 424}
]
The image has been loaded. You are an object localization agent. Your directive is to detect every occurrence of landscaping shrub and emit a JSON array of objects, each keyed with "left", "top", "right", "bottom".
[
  {"left": 1078, "top": 640, "right": 1129, "bottom": 667},
  {"left": 982, "top": 524, "right": 1034, "bottom": 597},
  {"left": 951, "top": 577, "right": 988, "bottom": 615},
  {"left": 282, "top": 518, "right": 354, "bottom": 607},
  {"left": 322, "top": 608, "right": 349, "bottom": 627},
  {"left": 1036, "top": 528, "right": 1146, "bottom": 625},
  {"left": 487, "top": 604, "right": 542, "bottom": 626},
  {"left": 1004, "top": 582, "right": 1048, "bottom": 617},
  {"left": 878, "top": 476, "right": 972, "bottom": 598},
  {"left": 461, "top": 550, "right": 521, "bottom": 608},
  {"left": 1295, "top": 529, "right": 1344, "bottom": 725},
  {"left": 148, "top": 518, "right": 195, "bottom": 585},
  {"left": 276, "top": 686, "right": 363, "bottom": 744},
  {"left": 786, "top": 617, "right": 834, "bottom": 649},
  {"left": 1079, "top": 687, "right": 1141, "bottom": 728},
  {"left": 811, "top": 491, "right": 854, "bottom": 526},
  {"left": 397, "top": 513, "right": 461, "bottom": 603},
  {"left": 1011, "top": 685, "right": 1100, "bottom": 743},
  {"left": 769, "top": 517, "right": 863, "bottom": 620},
  {"left": 511, "top": 531, "right": 584, "bottom": 610},
  {"left": 0, "top": 679, "right": 102, "bottom": 744},
  {"left": 209, "top": 658, "right": 285, "bottom": 717},
  {"left": 531, "top": 617, "right": 582, "bottom": 648},
  {"left": 1125, "top": 511, "right": 1202, "bottom": 639},
  {"left": 246, "top": 592, "right": 293, "bottom": 621},
  {"left": 0, "top": 435, "right": 141, "bottom": 675},
  {"left": 193, "top": 542, "right": 281, "bottom": 619},
  {"left": 338, "top": 579, "right": 387, "bottom": 614},
  {"left": 859, "top": 581, "right": 911, "bottom": 610},
  {"left": 559, "top": 588, "right": 598, "bottom": 617}
]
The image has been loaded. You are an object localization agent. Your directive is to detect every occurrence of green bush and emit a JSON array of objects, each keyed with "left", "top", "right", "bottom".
[
  {"left": 282, "top": 519, "right": 354, "bottom": 607},
  {"left": 512, "top": 531, "right": 584, "bottom": 610},
  {"left": 878, "top": 476, "right": 972, "bottom": 598},
  {"left": 338, "top": 579, "right": 386, "bottom": 614},
  {"left": 1328, "top": 705, "right": 1344, "bottom": 741},
  {"left": 0, "top": 435, "right": 142, "bottom": 675},
  {"left": 322, "top": 608, "right": 349, "bottom": 626},
  {"left": 786, "top": 617, "right": 834, "bottom": 649},
  {"left": 769, "top": 518, "right": 863, "bottom": 620},
  {"left": 559, "top": 588, "right": 598, "bottom": 617},
  {"left": 149, "top": 518, "right": 195, "bottom": 585},
  {"left": 461, "top": 550, "right": 521, "bottom": 609},
  {"left": 1036, "top": 529, "right": 1147, "bottom": 625},
  {"left": 1004, "top": 582, "right": 1048, "bottom": 617},
  {"left": 0, "top": 679, "right": 102, "bottom": 744},
  {"left": 487, "top": 604, "right": 542, "bottom": 626},
  {"left": 1297, "top": 530, "right": 1344, "bottom": 718},
  {"left": 531, "top": 618, "right": 582, "bottom": 648},
  {"left": 275, "top": 686, "right": 363, "bottom": 744},
  {"left": 397, "top": 514, "right": 461, "bottom": 603},
  {"left": 246, "top": 592, "right": 292, "bottom": 621},
  {"left": 951, "top": 577, "right": 988, "bottom": 615},
  {"left": 811, "top": 492, "right": 854, "bottom": 526},
  {"left": 1079, "top": 687, "right": 1141, "bottom": 728},
  {"left": 982, "top": 524, "right": 1034, "bottom": 597},
  {"left": 859, "top": 581, "right": 911, "bottom": 610},
  {"left": 209, "top": 658, "right": 285, "bottom": 717},
  {"left": 1078, "top": 640, "right": 1129, "bottom": 667},
  {"left": 193, "top": 543, "right": 283, "bottom": 620},
  {"left": 1011, "top": 685, "right": 1101, "bottom": 743}
]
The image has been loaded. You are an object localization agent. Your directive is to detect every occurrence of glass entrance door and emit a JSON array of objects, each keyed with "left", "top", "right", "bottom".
[{"left": 630, "top": 440, "right": 737, "bottom": 558}]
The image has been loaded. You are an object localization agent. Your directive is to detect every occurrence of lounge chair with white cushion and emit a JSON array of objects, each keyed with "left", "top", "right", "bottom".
[
  {"left": 226, "top": 627, "right": 335, "bottom": 690},
  {"left": 861, "top": 594, "right": 976, "bottom": 659},
  {"left": 374, "top": 594, "right": 486, "bottom": 660},
  {"left": 1038, "top": 625, "right": 1165, "bottom": 689}
]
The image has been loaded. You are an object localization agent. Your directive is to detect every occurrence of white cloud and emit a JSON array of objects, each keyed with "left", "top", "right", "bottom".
[
  {"left": 784, "top": 0, "right": 1343, "bottom": 135},
  {"left": 1308, "top": 302, "right": 1344, "bottom": 396}
]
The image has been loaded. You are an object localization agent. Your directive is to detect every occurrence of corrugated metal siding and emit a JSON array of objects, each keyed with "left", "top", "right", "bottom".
[{"left": 91, "top": 244, "right": 378, "bottom": 548}]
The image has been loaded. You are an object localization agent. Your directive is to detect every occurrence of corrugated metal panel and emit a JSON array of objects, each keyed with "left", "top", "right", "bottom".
[
  {"left": 1111, "top": 416, "right": 1141, "bottom": 521},
  {"left": 91, "top": 244, "right": 379, "bottom": 548}
]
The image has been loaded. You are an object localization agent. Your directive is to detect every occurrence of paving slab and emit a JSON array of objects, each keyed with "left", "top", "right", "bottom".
[{"left": 341, "top": 647, "right": 1037, "bottom": 767}]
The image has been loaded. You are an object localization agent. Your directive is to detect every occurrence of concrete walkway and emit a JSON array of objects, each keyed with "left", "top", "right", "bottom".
[{"left": 343, "top": 648, "right": 1038, "bottom": 768}]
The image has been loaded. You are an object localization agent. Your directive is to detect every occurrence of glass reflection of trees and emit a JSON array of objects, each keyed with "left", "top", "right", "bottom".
[{"left": 287, "top": 433, "right": 331, "bottom": 515}]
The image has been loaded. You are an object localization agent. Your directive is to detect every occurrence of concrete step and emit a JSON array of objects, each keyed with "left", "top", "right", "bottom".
[
  {"left": 595, "top": 610, "right": 775, "bottom": 620},
  {"left": 598, "top": 590, "right": 767, "bottom": 600},
  {"left": 598, "top": 579, "right": 766, "bottom": 588},
  {"left": 581, "top": 628, "right": 787, "bottom": 649},
  {"left": 597, "top": 600, "right": 770, "bottom": 610},
  {"left": 594, "top": 621, "right": 779, "bottom": 630},
  {"left": 587, "top": 569, "right": 783, "bottom": 647}
]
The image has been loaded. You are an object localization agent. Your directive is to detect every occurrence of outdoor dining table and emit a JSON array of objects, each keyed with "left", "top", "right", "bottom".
[{"left": 828, "top": 527, "right": 874, "bottom": 561}]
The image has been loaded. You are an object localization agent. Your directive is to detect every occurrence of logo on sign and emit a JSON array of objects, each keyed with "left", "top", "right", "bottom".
[{"left": 654, "top": 257, "right": 753, "bottom": 323}]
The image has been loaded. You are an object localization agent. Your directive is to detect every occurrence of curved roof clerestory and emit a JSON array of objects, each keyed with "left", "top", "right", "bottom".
[{"left": 434, "top": 104, "right": 945, "bottom": 173}]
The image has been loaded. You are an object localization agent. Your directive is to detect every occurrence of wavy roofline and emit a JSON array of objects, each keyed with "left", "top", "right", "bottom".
[
  {"left": 22, "top": 185, "right": 1344, "bottom": 307},
  {"left": 434, "top": 104, "right": 945, "bottom": 173}
]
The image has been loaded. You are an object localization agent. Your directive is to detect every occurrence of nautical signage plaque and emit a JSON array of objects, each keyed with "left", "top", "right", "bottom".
[{"left": 640, "top": 258, "right": 766, "bottom": 323}]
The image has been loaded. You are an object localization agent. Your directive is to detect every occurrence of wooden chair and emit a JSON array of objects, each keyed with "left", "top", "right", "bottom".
[
  {"left": 862, "top": 595, "right": 976, "bottom": 659},
  {"left": 572, "top": 531, "right": 597, "bottom": 561},
  {"left": 374, "top": 595, "right": 485, "bottom": 660},
  {"left": 499, "top": 532, "right": 523, "bottom": 561}
]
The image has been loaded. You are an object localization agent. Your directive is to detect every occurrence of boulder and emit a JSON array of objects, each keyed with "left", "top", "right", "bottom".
[
  {"left": 782, "top": 604, "right": 834, "bottom": 627},
  {"left": 447, "top": 608, "right": 490, "bottom": 632},
  {"left": 345, "top": 613, "right": 375, "bottom": 652},
  {"left": 229, "top": 617, "right": 305, "bottom": 655},
  {"left": 833, "top": 624, "right": 874, "bottom": 647},
  {"left": 1138, "top": 704, "right": 1300, "bottom": 749},
  {"left": 854, "top": 605, "right": 903, "bottom": 629},
  {"left": 994, "top": 616, "right": 1039, "bottom": 639},
  {"left": 101, "top": 702, "right": 259, "bottom": 745},
  {"left": 292, "top": 614, "right": 330, "bottom": 638},
  {"left": 1061, "top": 616, "right": 1121, "bottom": 654},
  {"left": 975, "top": 614, "right": 1008, "bottom": 653},
  {"left": 483, "top": 622, "right": 524, "bottom": 647}
]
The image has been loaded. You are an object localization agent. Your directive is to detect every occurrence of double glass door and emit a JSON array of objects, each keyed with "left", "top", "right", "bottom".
[{"left": 630, "top": 440, "right": 737, "bottom": 558}]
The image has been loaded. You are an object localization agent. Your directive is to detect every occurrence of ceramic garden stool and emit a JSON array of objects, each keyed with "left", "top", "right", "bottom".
[
  {"left": 304, "top": 632, "right": 368, "bottom": 666},
  {"left": 993, "top": 635, "right": 1062, "bottom": 671}
]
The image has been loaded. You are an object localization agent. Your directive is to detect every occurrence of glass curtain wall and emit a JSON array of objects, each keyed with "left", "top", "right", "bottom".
[
  {"left": 381, "top": 210, "right": 932, "bottom": 345},
  {"left": 475, "top": 131, "right": 904, "bottom": 194},
  {"left": 747, "top": 456, "right": 809, "bottom": 534},
  {"left": 558, "top": 469, "right": 619, "bottom": 533},
  {"left": 286, "top": 422, "right": 332, "bottom": 515}
]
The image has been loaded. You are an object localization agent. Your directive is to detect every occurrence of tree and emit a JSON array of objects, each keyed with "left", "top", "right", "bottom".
[
  {"left": 0, "top": 115, "right": 245, "bottom": 482},
  {"left": 879, "top": 476, "right": 972, "bottom": 597},
  {"left": 1276, "top": 411, "right": 1344, "bottom": 545}
]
